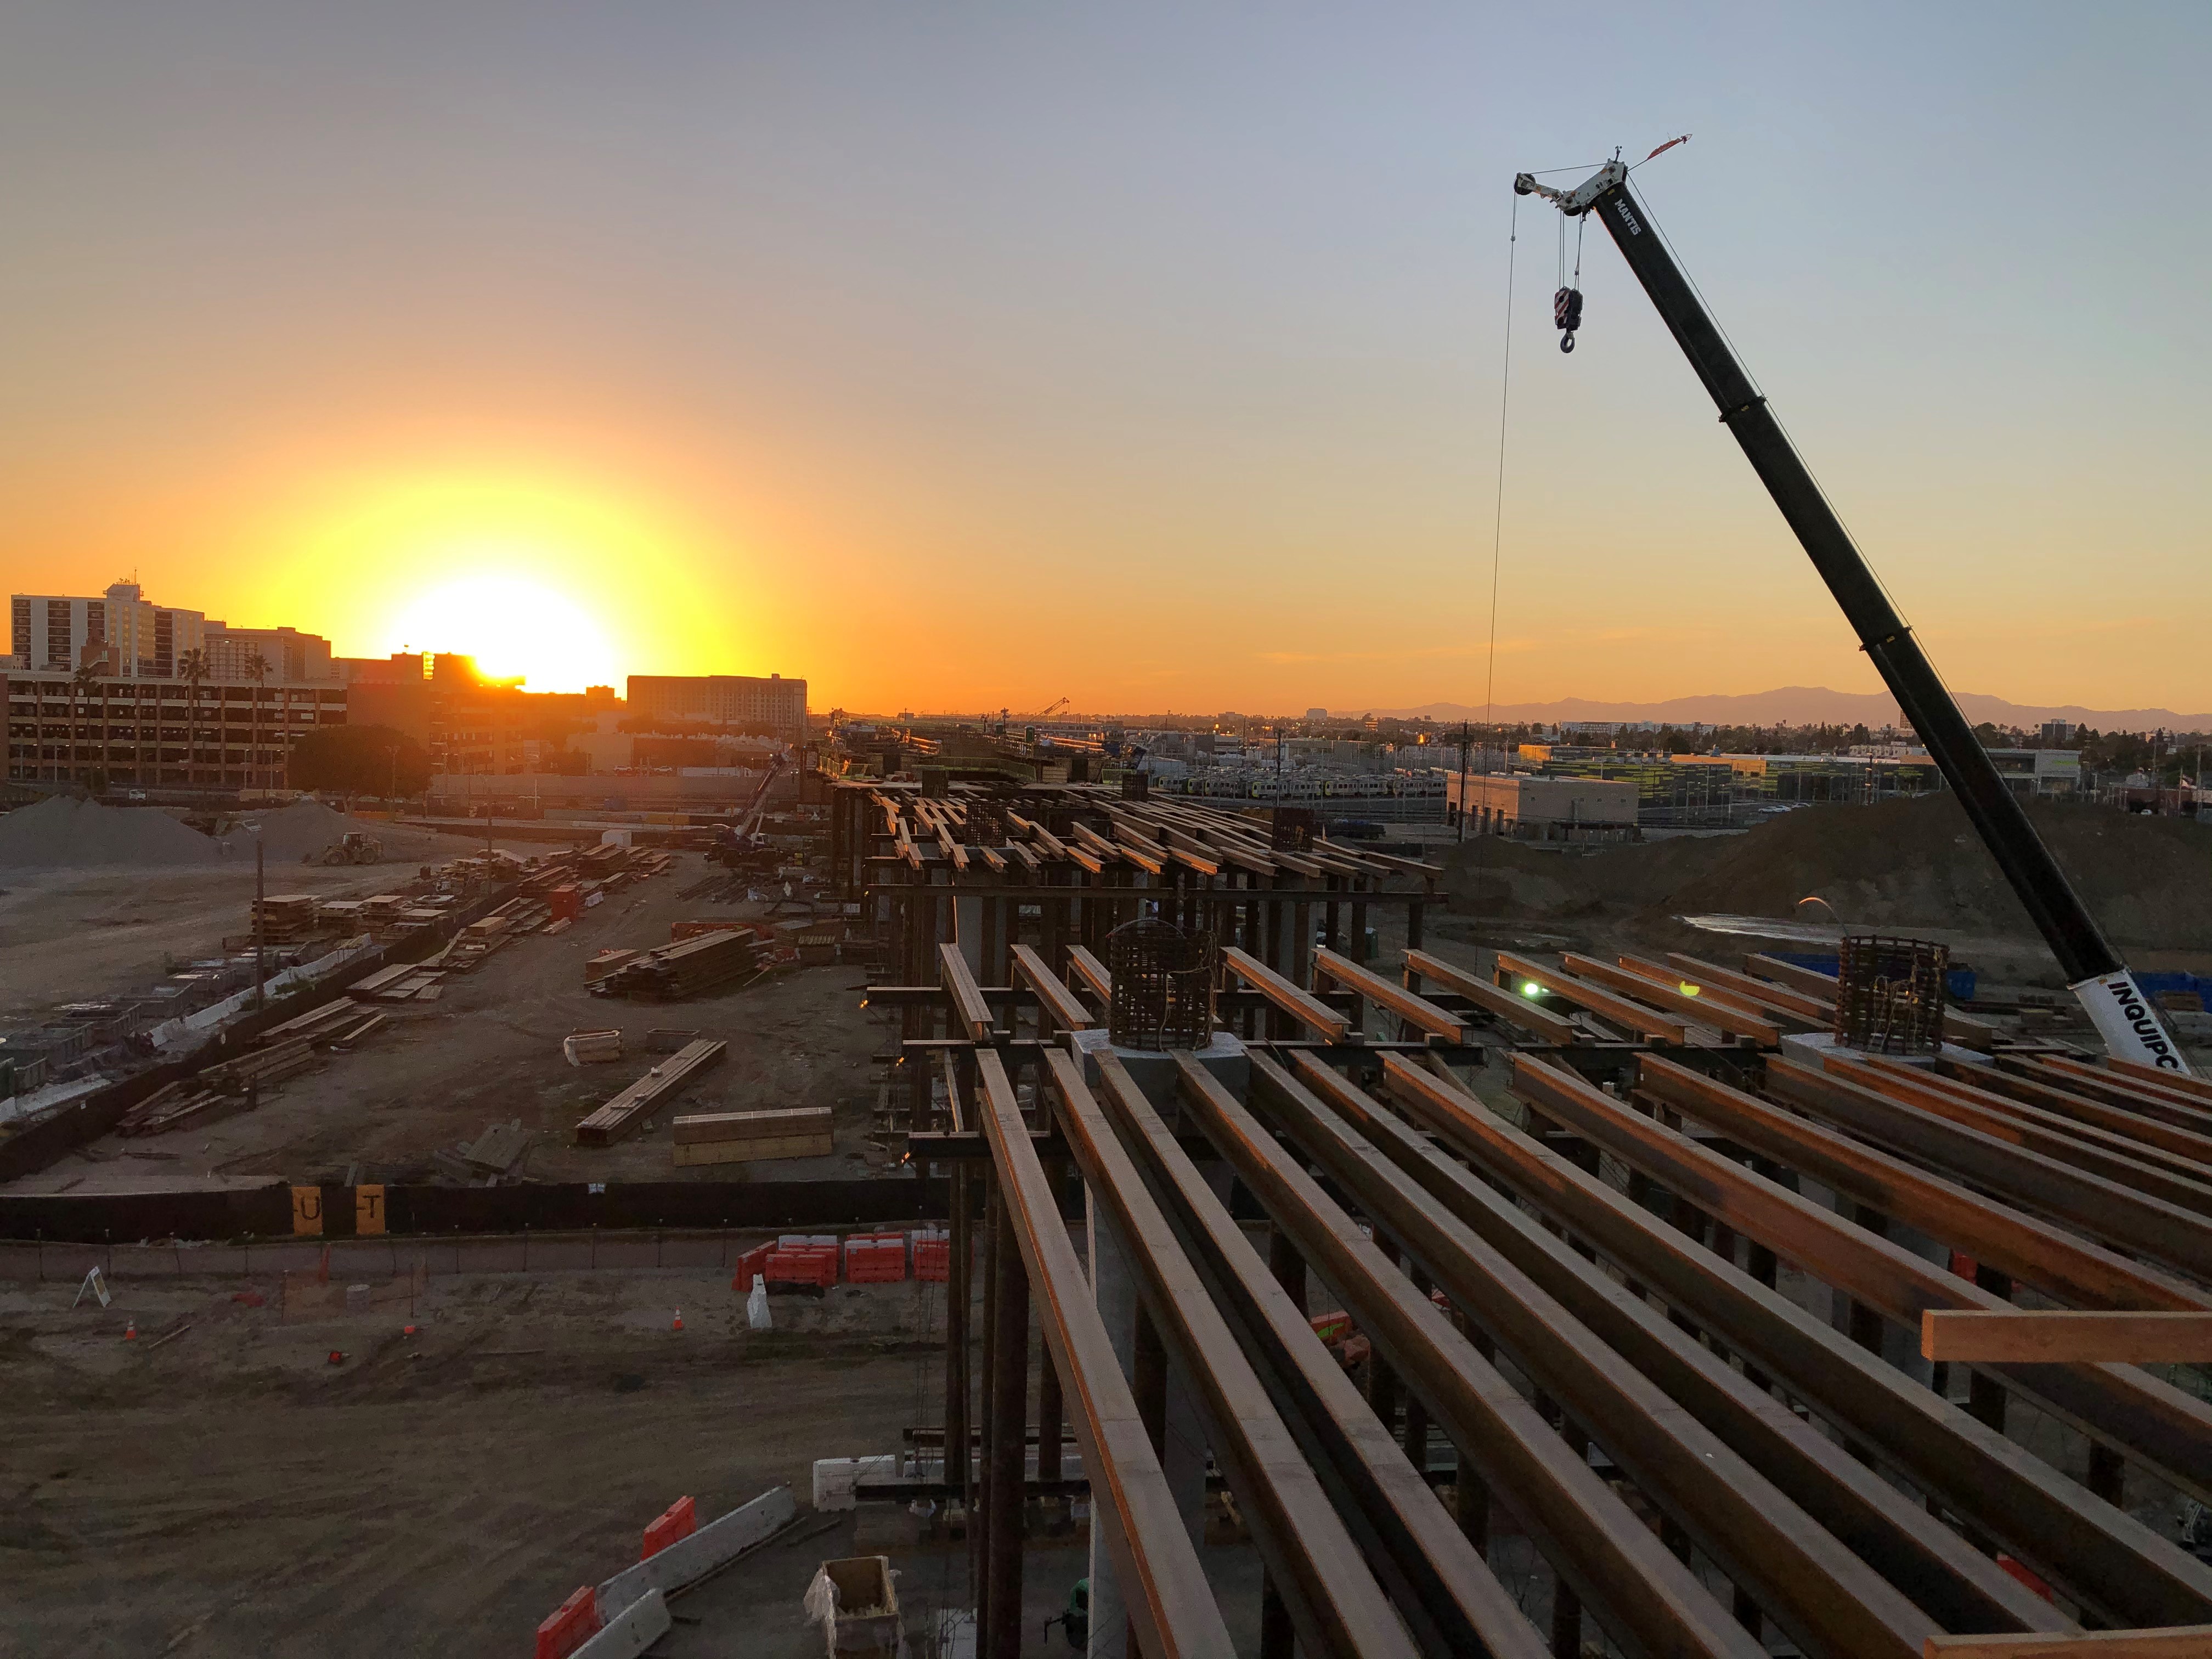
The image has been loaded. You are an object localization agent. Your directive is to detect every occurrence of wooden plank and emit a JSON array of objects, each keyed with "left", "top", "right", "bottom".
[
  {"left": 1495, "top": 951, "right": 1689, "bottom": 1045},
  {"left": 1311, "top": 947, "right": 1468, "bottom": 1042},
  {"left": 1923, "top": 1633, "right": 2212, "bottom": 1658},
  {"left": 1921, "top": 1310, "right": 2212, "bottom": 1365},
  {"left": 938, "top": 942, "right": 996, "bottom": 1043},
  {"left": 1012, "top": 944, "right": 1094, "bottom": 1032},
  {"left": 1403, "top": 950, "right": 1579, "bottom": 1045},
  {"left": 672, "top": 1106, "right": 832, "bottom": 1146},
  {"left": 1558, "top": 952, "right": 1779, "bottom": 1044},
  {"left": 1066, "top": 946, "right": 1113, "bottom": 1002},
  {"left": 674, "top": 1132, "right": 833, "bottom": 1167},
  {"left": 1220, "top": 945, "right": 1350, "bottom": 1041}
]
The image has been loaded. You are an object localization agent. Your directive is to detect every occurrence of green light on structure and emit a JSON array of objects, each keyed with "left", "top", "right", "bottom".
[
  {"left": 1521, "top": 981, "right": 1543, "bottom": 998},
  {"left": 1679, "top": 983, "right": 1700, "bottom": 997}
]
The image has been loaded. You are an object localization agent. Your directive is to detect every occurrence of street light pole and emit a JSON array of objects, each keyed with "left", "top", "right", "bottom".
[{"left": 253, "top": 830, "right": 266, "bottom": 1012}]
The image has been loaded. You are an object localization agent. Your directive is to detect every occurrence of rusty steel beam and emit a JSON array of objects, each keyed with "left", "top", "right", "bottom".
[
  {"left": 1637, "top": 1058, "right": 2210, "bottom": 1315},
  {"left": 1260, "top": 1055, "right": 2005, "bottom": 1658},
  {"left": 1041, "top": 1048, "right": 1423, "bottom": 1659},
  {"left": 1444, "top": 1053, "right": 2212, "bottom": 1629},
  {"left": 1340, "top": 1054, "right": 2067, "bottom": 1637},
  {"left": 1177, "top": 1059, "right": 1770, "bottom": 1659},
  {"left": 940, "top": 943, "right": 998, "bottom": 1043},
  {"left": 1011, "top": 943, "right": 1094, "bottom": 1033},
  {"left": 1093, "top": 1056, "right": 1548, "bottom": 1659},
  {"left": 2088, "top": 1054, "right": 2212, "bottom": 1111},
  {"left": 1495, "top": 951, "right": 1689, "bottom": 1044},
  {"left": 1836, "top": 1056, "right": 2212, "bottom": 1217},
  {"left": 1313, "top": 948, "right": 1471, "bottom": 1043},
  {"left": 1527, "top": 1054, "right": 2212, "bottom": 1508},
  {"left": 1560, "top": 952, "right": 1780, "bottom": 1044},
  {"left": 1403, "top": 950, "right": 1582, "bottom": 1045},
  {"left": 1663, "top": 952, "right": 1834, "bottom": 1022},
  {"left": 1765, "top": 1056, "right": 2212, "bottom": 1282},
  {"left": 972, "top": 1051, "right": 1234, "bottom": 1659},
  {"left": 1945, "top": 1061, "right": 2212, "bottom": 1170},
  {"left": 1223, "top": 946, "right": 1353, "bottom": 1041}
]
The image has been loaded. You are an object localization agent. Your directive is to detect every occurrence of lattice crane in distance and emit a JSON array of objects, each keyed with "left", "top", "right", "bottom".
[{"left": 1514, "top": 147, "right": 2190, "bottom": 1074}]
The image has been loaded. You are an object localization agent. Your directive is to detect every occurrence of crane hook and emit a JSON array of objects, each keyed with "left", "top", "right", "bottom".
[
  {"left": 1560, "top": 332, "right": 1576, "bottom": 354},
  {"left": 1553, "top": 285, "right": 1584, "bottom": 354}
]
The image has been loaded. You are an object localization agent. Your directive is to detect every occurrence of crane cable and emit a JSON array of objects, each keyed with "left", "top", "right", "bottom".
[{"left": 1470, "top": 188, "right": 1518, "bottom": 922}]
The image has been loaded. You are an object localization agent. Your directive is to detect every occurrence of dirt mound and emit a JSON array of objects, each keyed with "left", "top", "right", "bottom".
[
  {"left": 0, "top": 797, "right": 224, "bottom": 867},
  {"left": 1443, "top": 794, "right": 2212, "bottom": 951},
  {"left": 222, "top": 799, "right": 449, "bottom": 865}
]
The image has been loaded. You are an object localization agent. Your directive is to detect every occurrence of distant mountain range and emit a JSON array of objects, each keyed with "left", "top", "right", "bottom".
[{"left": 1367, "top": 687, "right": 2212, "bottom": 731}]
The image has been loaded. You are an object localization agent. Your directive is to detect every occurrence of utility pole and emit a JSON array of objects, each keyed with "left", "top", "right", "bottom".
[
  {"left": 253, "top": 830, "right": 266, "bottom": 1012},
  {"left": 1457, "top": 720, "right": 1471, "bottom": 842}
]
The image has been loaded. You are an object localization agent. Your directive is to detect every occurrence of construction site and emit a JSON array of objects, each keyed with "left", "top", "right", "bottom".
[{"left": 5, "top": 88, "right": 2212, "bottom": 1659}]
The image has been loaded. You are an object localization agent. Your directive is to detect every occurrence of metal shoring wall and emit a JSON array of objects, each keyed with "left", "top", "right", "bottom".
[
  {"left": 1262, "top": 1052, "right": 2063, "bottom": 1637},
  {"left": 1158, "top": 1063, "right": 1768, "bottom": 1659},
  {"left": 1083, "top": 1053, "right": 1547, "bottom": 1659},
  {"left": 1539, "top": 1053, "right": 2212, "bottom": 1509},
  {"left": 972, "top": 1051, "right": 1235, "bottom": 1659},
  {"left": 1378, "top": 1051, "right": 2212, "bottom": 1630},
  {"left": 1040, "top": 1048, "right": 1427, "bottom": 1659},
  {"left": 1233, "top": 1054, "right": 1947, "bottom": 1659}
]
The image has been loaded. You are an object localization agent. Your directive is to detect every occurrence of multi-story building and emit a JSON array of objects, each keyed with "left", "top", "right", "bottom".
[
  {"left": 8, "top": 583, "right": 205, "bottom": 679},
  {"left": 3, "top": 670, "right": 347, "bottom": 788},
  {"left": 626, "top": 673, "right": 808, "bottom": 740},
  {"left": 344, "top": 654, "right": 535, "bottom": 775},
  {"left": 203, "top": 623, "right": 335, "bottom": 684}
]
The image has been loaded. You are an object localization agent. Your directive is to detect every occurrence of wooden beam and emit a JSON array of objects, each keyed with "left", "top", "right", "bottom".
[
  {"left": 1554, "top": 952, "right": 1780, "bottom": 1043},
  {"left": 1220, "top": 945, "right": 1351, "bottom": 1042},
  {"left": 1922, "top": 1310, "right": 2212, "bottom": 1364},
  {"left": 938, "top": 943, "right": 996, "bottom": 1043},
  {"left": 1923, "top": 1630, "right": 2212, "bottom": 1658},
  {"left": 1012, "top": 944, "right": 1093, "bottom": 1032},
  {"left": 1066, "top": 946, "right": 1113, "bottom": 1003},
  {"left": 1402, "top": 949, "right": 1580, "bottom": 1045},
  {"left": 1494, "top": 951, "right": 1689, "bottom": 1045},
  {"left": 1312, "top": 947, "right": 1469, "bottom": 1042}
]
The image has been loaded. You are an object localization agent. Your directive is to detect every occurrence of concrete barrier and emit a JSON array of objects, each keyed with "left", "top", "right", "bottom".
[
  {"left": 595, "top": 1485, "right": 797, "bottom": 1619},
  {"left": 569, "top": 1589, "right": 669, "bottom": 1659}
]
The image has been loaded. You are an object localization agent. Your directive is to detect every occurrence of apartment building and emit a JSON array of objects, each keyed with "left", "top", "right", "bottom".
[
  {"left": 3, "top": 670, "right": 347, "bottom": 788},
  {"left": 627, "top": 673, "right": 808, "bottom": 740},
  {"left": 8, "top": 583, "right": 205, "bottom": 678},
  {"left": 204, "top": 622, "right": 335, "bottom": 684}
]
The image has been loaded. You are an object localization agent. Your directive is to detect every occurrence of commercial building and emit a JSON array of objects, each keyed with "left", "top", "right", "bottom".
[
  {"left": 8, "top": 583, "right": 205, "bottom": 679},
  {"left": 345, "top": 654, "right": 538, "bottom": 776},
  {"left": 1446, "top": 771, "right": 1639, "bottom": 840},
  {"left": 626, "top": 673, "right": 808, "bottom": 740},
  {"left": 204, "top": 623, "right": 335, "bottom": 684},
  {"left": 3, "top": 670, "right": 346, "bottom": 788}
]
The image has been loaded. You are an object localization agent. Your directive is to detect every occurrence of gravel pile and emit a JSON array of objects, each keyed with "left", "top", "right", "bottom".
[
  {"left": 222, "top": 799, "right": 450, "bottom": 865},
  {"left": 0, "top": 797, "right": 223, "bottom": 867}
]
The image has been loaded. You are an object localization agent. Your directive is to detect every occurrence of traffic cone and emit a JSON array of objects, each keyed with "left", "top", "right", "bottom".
[
  {"left": 671, "top": 1308, "right": 684, "bottom": 1332},
  {"left": 123, "top": 1319, "right": 137, "bottom": 1341}
]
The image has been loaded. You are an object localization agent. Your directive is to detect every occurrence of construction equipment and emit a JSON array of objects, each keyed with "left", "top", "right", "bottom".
[
  {"left": 1513, "top": 150, "right": 2191, "bottom": 1076},
  {"left": 707, "top": 753, "right": 786, "bottom": 872},
  {"left": 313, "top": 831, "right": 382, "bottom": 866}
]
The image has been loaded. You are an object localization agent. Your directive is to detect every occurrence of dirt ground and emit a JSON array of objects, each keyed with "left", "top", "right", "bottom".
[
  {"left": 0, "top": 828, "right": 545, "bottom": 1024},
  {"left": 5, "top": 850, "right": 896, "bottom": 1194}
]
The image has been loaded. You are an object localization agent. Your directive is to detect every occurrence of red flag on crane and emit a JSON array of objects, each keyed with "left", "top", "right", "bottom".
[{"left": 1644, "top": 133, "right": 1691, "bottom": 162}]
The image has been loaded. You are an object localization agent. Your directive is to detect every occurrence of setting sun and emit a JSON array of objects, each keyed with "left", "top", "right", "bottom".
[{"left": 387, "top": 574, "right": 616, "bottom": 692}]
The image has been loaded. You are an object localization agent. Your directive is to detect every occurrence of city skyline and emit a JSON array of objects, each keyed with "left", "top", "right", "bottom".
[{"left": 4, "top": 5, "right": 2207, "bottom": 709}]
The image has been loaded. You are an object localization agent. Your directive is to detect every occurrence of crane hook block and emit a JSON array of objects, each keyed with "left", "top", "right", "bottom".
[{"left": 1554, "top": 285, "right": 1583, "bottom": 353}]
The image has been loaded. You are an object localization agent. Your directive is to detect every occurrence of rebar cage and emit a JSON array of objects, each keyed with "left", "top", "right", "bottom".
[
  {"left": 1832, "top": 934, "right": 1949, "bottom": 1054},
  {"left": 1107, "top": 918, "right": 1217, "bottom": 1051}
]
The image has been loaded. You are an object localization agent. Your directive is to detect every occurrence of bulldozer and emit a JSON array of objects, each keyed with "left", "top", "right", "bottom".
[{"left": 311, "top": 831, "right": 382, "bottom": 866}]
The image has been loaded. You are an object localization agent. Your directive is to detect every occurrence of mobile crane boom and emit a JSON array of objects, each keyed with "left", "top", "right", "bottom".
[{"left": 1516, "top": 159, "right": 2187, "bottom": 1072}]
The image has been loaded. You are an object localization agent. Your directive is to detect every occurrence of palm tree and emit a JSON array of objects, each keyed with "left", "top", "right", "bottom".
[
  {"left": 243, "top": 650, "right": 271, "bottom": 794},
  {"left": 177, "top": 647, "right": 208, "bottom": 789},
  {"left": 70, "top": 663, "right": 102, "bottom": 792}
]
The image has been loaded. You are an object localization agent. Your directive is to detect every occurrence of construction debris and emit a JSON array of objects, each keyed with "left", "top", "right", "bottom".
[
  {"left": 563, "top": 1029, "right": 625, "bottom": 1066},
  {"left": 575, "top": 1040, "right": 727, "bottom": 1146},
  {"left": 116, "top": 1037, "right": 323, "bottom": 1136}
]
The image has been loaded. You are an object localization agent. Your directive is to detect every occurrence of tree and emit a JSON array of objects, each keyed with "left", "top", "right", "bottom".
[
  {"left": 177, "top": 647, "right": 209, "bottom": 787},
  {"left": 68, "top": 663, "right": 100, "bottom": 786},
  {"left": 286, "top": 724, "right": 433, "bottom": 798},
  {"left": 242, "top": 650, "right": 272, "bottom": 792}
]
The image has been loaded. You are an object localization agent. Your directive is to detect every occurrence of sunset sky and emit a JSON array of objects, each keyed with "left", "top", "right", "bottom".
[{"left": 2, "top": 4, "right": 2206, "bottom": 712}]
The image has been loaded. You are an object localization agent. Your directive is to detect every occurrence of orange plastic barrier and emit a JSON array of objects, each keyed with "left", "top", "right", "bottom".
[
  {"left": 535, "top": 1585, "right": 601, "bottom": 1659},
  {"left": 641, "top": 1495, "right": 697, "bottom": 1560}
]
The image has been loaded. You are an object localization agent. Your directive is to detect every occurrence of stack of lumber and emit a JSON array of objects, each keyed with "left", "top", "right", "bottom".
[
  {"left": 251, "top": 894, "right": 325, "bottom": 944},
  {"left": 348, "top": 963, "right": 445, "bottom": 1003},
  {"left": 585, "top": 947, "right": 642, "bottom": 985},
  {"left": 563, "top": 1028, "right": 625, "bottom": 1065},
  {"left": 257, "top": 998, "right": 364, "bottom": 1047},
  {"left": 575, "top": 1040, "right": 727, "bottom": 1146},
  {"left": 671, "top": 1105, "right": 833, "bottom": 1167},
  {"left": 116, "top": 1037, "right": 323, "bottom": 1136},
  {"left": 591, "top": 929, "right": 757, "bottom": 1002}
]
